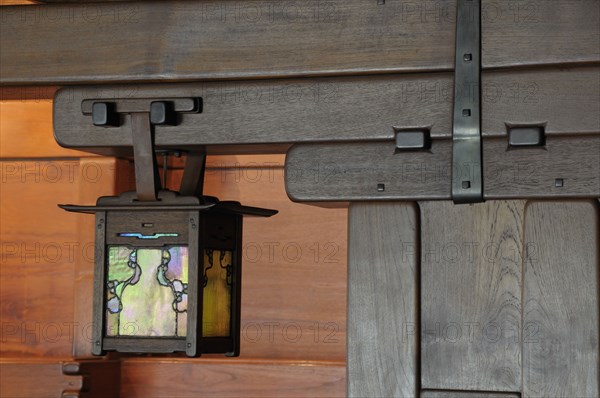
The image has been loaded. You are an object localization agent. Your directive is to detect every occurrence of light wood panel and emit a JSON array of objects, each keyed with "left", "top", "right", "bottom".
[
  {"left": 347, "top": 202, "right": 418, "bottom": 397},
  {"left": 522, "top": 201, "right": 599, "bottom": 397},
  {"left": 0, "top": 359, "right": 82, "bottom": 397},
  {"left": 1, "top": 160, "right": 83, "bottom": 356},
  {"left": 420, "top": 201, "right": 525, "bottom": 392},
  {"left": 0, "top": 100, "right": 91, "bottom": 158},
  {"left": 120, "top": 358, "right": 345, "bottom": 397}
]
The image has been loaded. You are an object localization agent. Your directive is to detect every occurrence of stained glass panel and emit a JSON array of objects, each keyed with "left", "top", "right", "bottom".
[
  {"left": 202, "top": 249, "right": 232, "bottom": 337},
  {"left": 105, "top": 246, "right": 188, "bottom": 337}
]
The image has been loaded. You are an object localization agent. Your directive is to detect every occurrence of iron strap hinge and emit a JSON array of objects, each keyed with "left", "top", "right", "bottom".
[{"left": 452, "top": 0, "right": 483, "bottom": 204}]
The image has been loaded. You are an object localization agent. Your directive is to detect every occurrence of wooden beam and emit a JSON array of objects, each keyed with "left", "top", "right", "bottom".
[
  {"left": 1, "top": 1, "right": 598, "bottom": 85},
  {"left": 285, "top": 134, "right": 600, "bottom": 202},
  {"left": 52, "top": 66, "right": 599, "bottom": 155},
  {"left": 0, "top": 0, "right": 455, "bottom": 85},
  {"left": 347, "top": 203, "right": 418, "bottom": 397}
]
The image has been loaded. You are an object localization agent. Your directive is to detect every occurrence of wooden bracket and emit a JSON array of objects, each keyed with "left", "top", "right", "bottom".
[{"left": 87, "top": 98, "right": 203, "bottom": 201}]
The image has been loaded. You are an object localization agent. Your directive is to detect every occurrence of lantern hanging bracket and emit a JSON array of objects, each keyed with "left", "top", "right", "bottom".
[{"left": 87, "top": 98, "right": 203, "bottom": 201}]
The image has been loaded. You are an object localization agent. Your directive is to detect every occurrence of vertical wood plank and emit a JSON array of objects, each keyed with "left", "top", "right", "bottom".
[
  {"left": 420, "top": 201, "right": 526, "bottom": 391},
  {"left": 347, "top": 202, "right": 418, "bottom": 397},
  {"left": 523, "top": 201, "right": 599, "bottom": 397}
]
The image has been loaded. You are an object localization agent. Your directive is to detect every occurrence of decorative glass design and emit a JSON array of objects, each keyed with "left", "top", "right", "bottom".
[
  {"left": 202, "top": 249, "right": 233, "bottom": 337},
  {"left": 105, "top": 246, "right": 188, "bottom": 337}
]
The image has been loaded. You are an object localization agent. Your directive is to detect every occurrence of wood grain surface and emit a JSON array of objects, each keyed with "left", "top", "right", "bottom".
[
  {"left": 2, "top": 1, "right": 598, "bottom": 84},
  {"left": 0, "top": 359, "right": 82, "bottom": 397},
  {"left": 120, "top": 358, "right": 345, "bottom": 397},
  {"left": 347, "top": 202, "right": 418, "bottom": 397},
  {"left": 484, "top": 135, "right": 600, "bottom": 199},
  {"left": 522, "top": 201, "right": 599, "bottom": 397},
  {"left": 420, "top": 200, "right": 526, "bottom": 392},
  {"left": 0, "top": 0, "right": 455, "bottom": 85},
  {"left": 51, "top": 66, "right": 599, "bottom": 154},
  {"left": 285, "top": 133, "right": 600, "bottom": 202},
  {"left": 482, "top": 0, "right": 600, "bottom": 69}
]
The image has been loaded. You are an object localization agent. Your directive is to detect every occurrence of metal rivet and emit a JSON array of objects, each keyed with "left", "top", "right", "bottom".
[
  {"left": 377, "top": 183, "right": 385, "bottom": 192},
  {"left": 463, "top": 53, "right": 472, "bottom": 61},
  {"left": 377, "top": 0, "right": 385, "bottom": 4},
  {"left": 555, "top": 178, "right": 564, "bottom": 187},
  {"left": 462, "top": 109, "right": 471, "bottom": 117},
  {"left": 96, "top": 341, "right": 100, "bottom": 346},
  {"left": 462, "top": 181, "right": 471, "bottom": 189},
  {"left": 187, "top": 343, "right": 192, "bottom": 348}
]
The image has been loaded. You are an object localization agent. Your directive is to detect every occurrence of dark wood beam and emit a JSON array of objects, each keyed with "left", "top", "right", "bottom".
[
  {"left": 1, "top": 1, "right": 598, "bottom": 85},
  {"left": 52, "top": 66, "right": 599, "bottom": 155}
]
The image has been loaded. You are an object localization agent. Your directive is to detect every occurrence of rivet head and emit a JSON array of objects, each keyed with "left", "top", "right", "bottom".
[{"left": 377, "top": 183, "right": 385, "bottom": 192}]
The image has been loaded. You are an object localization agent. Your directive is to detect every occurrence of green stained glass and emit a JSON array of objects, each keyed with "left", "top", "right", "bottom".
[
  {"left": 105, "top": 246, "right": 188, "bottom": 337},
  {"left": 202, "top": 249, "right": 232, "bottom": 337}
]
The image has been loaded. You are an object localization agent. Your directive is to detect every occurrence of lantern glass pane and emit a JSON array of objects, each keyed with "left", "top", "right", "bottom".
[
  {"left": 105, "top": 246, "right": 188, "bottom": 337},
  {"left": 202, "top": 249, "right": 233, "bottom": 337}
]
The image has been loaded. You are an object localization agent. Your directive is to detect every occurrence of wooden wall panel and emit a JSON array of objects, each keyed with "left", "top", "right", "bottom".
[
  {"left": 347, "top": 203, "right": 418, "bottom": 397},
  {"left": 0, "top": 359, "right": 81, "bottom": 397},
  {"left": 420, "top": 201, "right": 525, "bottom": 392},
  {"left": 523, "top": 201, "right": 599, "bottom": 397},
  {"left": 0, "top": 99, "right": 91, "bottom": 158},
  {"left": 0, "top": 158, "right": 130, "bottom": 357},
  {"left": 1, "top": 160, "right": 82, "bottom": 357},
  {"left": 120, "top": 359, "right": 345, "bottom": 397}
]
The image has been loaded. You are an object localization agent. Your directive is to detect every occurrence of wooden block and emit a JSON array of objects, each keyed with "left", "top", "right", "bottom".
[
  {"left": 484, "top": 135, "right": 600, "bottom": 199},
  {"left": 523, "top": 201, "right": 599, "bottom": 397},
  {"left": 120, "top": 359, "right": 345, "bottom": 397},
  {"left": 285, "top": 133, "right": 600, "bottom": 202},
  {"left": 347, "top": 203, "right": 418, "bottom": 397},
  {"left": 420, "top": 201, "right": 525, "bottom": 391},
  {"left": 285, "top": 140, "right": 451, "bottom": 202}
]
